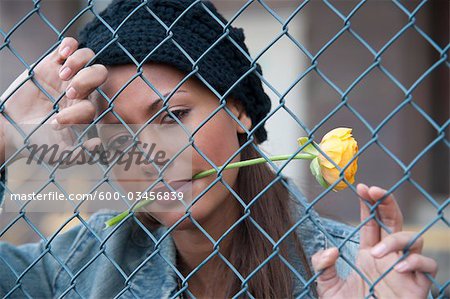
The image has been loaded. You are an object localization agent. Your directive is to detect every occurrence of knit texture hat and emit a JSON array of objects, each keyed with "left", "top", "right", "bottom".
[{"left": 78, "top": 0, "right": 271, "bottom": 143}]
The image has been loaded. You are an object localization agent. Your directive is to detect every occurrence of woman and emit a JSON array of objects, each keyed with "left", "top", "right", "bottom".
[{"left": 0, "top": 0, "right": 437, "bottom": 298}]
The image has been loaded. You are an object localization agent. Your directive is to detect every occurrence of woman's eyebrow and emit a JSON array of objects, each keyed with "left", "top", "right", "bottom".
[{"left": 149, "top": 89, "right": 187, "bottom": 111}]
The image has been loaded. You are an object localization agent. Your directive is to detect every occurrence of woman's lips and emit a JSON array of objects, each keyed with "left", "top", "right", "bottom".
[
  {"left": 144, "top": 179, "right": 193, "bottom": 210},
  {"left": 150, "top": 179, "right": 192, "bottom": 194}
]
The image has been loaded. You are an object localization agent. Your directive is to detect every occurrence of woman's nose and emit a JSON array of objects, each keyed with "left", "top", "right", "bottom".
[
  {"left": 135, "top": 128, "right": 171, "bottom": 177},
  {"left": 138, "top": 152, "right": 164, "bottom": 178}
]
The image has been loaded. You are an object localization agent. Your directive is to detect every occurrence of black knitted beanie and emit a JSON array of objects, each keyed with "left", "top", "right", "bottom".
[{"left": 78, "top": 0, "right": 271, "bottom": 143}]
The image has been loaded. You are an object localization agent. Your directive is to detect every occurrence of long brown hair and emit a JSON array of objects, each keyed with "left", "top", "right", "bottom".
[{"left": 137, "top": 134, "right": 316, "bottom": 298}]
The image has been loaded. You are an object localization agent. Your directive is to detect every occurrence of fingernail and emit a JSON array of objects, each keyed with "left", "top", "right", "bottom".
[
  {"left": 66, "top": 87, "right": 77, "bottom": 99},
  {"left": 371, "top": 243, "right": 387, "bottom": 256},
  {"left": 394, "top": 261, "right": 409, "bottom": 272},
  {"left": 358, "top": 183, "right": 368, "bottom": 189},
  {"left": 59, "top": 67, "right": 71, "bottom": 80},
  {"left": 60, "top": 47, "right": 70, "bottom": 57},
  {"left": 322, "top": 249, "right": 334, "bottom": 260},
  {"left": 50, "top": 118, "right": 61, "bottom": 130}
]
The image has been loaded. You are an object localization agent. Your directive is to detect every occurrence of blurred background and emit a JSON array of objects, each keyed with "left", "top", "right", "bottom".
[{"left": 1, "top": 0, "right": 448, "bottom": 296}]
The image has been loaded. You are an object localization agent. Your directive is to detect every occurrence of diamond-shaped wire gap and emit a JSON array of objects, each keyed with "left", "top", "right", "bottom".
[
  {"left": 410, "top": 77, "right": 448, "bottom": 132},
  {"left": 119, "top": 216, "right": 177, "bottom": 286},
  {"left": 404, "top": 138, "right": 449, "bottom": 205},
  {"left": 401, "top": 178, "right": 447, "bottom": 225},
  {"left": 0, "top": 1, "right": 38, "bottom": 33},
  {"left": 0, "top": 38, "right": 30, "bottom": 91},
  {"left": 376, "top": 102, "right": 442, "bottom": 167},
  {"left": 411, "top": 60, "right": 449, "bottom": 130},
  {"left": 223, "top": 0, "right": 298, "bottom": 57},
  {"left": 301, "top": 0, "right": 352, "bottom": 56},
  {"left": 345, "top": 66, "right": 413, "bottom": 129},
  {"left": 378, "top": 26, "right": 443, "bottom": 90},
  {"left": 307, "top": 180, "right": 360, "bottom": 227},
  {"left": 71, "top": 0, "right": 114, "bottom": 36},
  {"left": 222, "top": 0, "right": 312, "bottom": 65},
  {"left": 313, "top": 29, "right": 375, "bottom": 93},
  {"left": 299, "top": 70, "right": 346, "bottom": 131},
  {"left": 0, "top": 214, "right": 45, "bottom": 244},
  {"left": 348, "top": 0, "right": 409, "bottom": 52},
  {"left": 403, "top": 65, "right": 449, "bottom": 135},
  {"left": 249, "top": 33, "right": 311, "bottom": 98},
  {"left": 1, "top": 8, "right": 59, "bottom": 67},
  {"left": 37, "top": 0, "right": 96, "bottom": 38}
]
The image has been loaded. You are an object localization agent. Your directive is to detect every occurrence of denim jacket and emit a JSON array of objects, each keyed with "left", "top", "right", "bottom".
[{"left": 0, "top": 174, "right": 361, "bottom": 298}]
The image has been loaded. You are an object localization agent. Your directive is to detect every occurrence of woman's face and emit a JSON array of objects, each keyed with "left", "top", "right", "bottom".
[{"left": 96, "top": 63, "right": 251, "bottom": 229}]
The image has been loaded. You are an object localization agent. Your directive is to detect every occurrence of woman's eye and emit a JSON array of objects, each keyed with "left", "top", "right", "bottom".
[
  {"left": 161, "top": 109, "right": 190, "bottom": 124},
  {"left": 107, "top": 134, "right": 133, "bottom": 150}
]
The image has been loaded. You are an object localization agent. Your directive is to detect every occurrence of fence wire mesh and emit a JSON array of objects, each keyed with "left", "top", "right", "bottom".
[{"left": 0, "top": 0, "right": 448, "bottom": 298}]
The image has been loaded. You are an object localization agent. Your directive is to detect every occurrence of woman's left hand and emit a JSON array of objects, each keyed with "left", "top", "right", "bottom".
[{"left": 311, "top": 184, "right": 438, "bottom": 299}]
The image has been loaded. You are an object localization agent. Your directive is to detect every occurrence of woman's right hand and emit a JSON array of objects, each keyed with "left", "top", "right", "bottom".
[{"left": 0, "top": 37, "right": 107, "bottom": 165}]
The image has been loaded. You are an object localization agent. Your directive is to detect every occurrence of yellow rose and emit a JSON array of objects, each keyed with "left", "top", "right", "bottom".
[
  {"left": 297, "top": 127, "right": 359, "bottom": 191},
  {"left": 318, "top": 127, "right": 358, "bottom": 191}
]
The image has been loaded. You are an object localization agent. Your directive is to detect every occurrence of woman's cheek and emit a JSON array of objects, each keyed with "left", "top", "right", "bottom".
[{"left": 193, "top": 112, "right": 240, "bottom": 170}]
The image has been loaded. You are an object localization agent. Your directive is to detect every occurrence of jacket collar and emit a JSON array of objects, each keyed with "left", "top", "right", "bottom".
[{"left": 129, "top": 177, "right": 326, "bottom": 298}]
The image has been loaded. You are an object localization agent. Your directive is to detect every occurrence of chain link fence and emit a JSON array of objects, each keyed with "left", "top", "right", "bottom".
[{"left": 0, "top": 0, "right": 448, "bottom": 298}]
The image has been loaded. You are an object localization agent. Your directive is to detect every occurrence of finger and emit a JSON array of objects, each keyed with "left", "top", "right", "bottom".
[
  {"left": 415, "top": 270, "right": 437, "bottom": 290},
  {"left": 65, "top": 64, "right": 108, "bottom": 100},
  {"left": 370, "top": 231, "right": 424, "bottom": 258},
  {"left": 394, "top": 253, "right": 438, "bottom": 277},
  {"left": 82, "top": 137, "right": 102, "bottom": 152},
  {"left": 52, "top": 100, "right": 96, "bottom": 128},
  {"left": 311, "top": 247, "right": 342, "bottom": 296},
  {"left": 358, "top": 183, "right": 380, "bottom": 248},
  {"left": 52, "top": 37, "right": 79, "bottom": 63},
  {"left": 368, "top": 186, "right": 403, "bottom": 239},
  {"left": 59, "top": 48, "right": 96, "bottom": 81}
]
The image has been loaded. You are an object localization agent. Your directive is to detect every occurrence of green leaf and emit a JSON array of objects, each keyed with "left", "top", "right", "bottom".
[
  {"left": 103, "top": 210, "right": 129, "bottom": 229},
  {"left": 297, "top": 137, "right": 320, "bottom": 156},
  {"left": 310, "top": 157, "right": 330, "bottom": 189}
]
